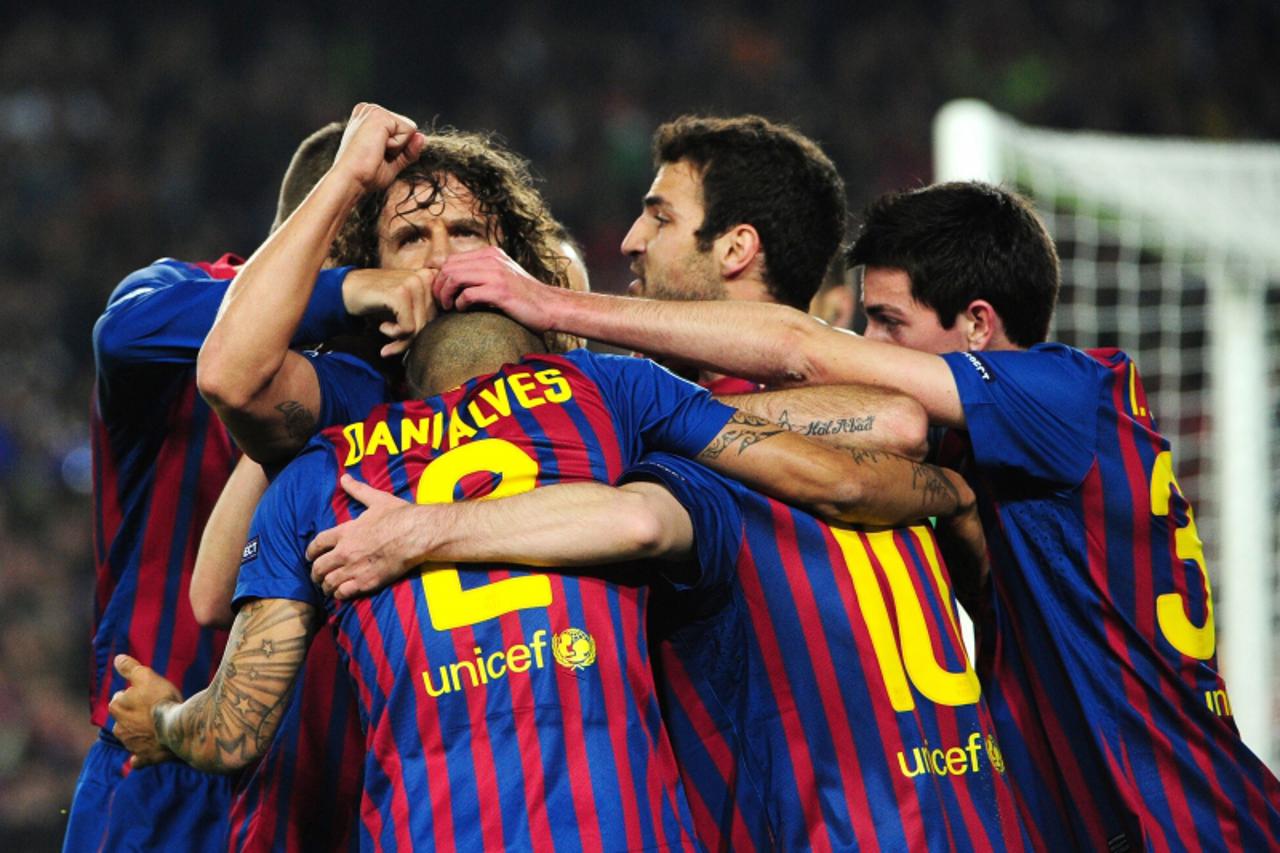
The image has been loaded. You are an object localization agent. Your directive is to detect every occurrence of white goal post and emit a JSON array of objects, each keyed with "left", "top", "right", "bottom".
[{"left": 934, "top": 99, "right": 1280, "bottom": 771}]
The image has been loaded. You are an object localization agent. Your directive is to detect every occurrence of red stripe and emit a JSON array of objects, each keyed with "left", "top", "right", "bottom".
[
  {"left": 451, "top": 619, "right": 505, "bottom": 851},
  {"left": 90, "top": 401, "right": 124, "bottom": 723},
  {"left": 361, "top": 590, "right": 426, "bottom": 852},
  {"left": 493, "top": 570, "right": 554, "bottom": 849},
  {"left": 1116, "top": 375, "right": 1250, "bottom": 848},
  {"left": 579, "top": 580, "right": 644, "bottom": 851},
  {"left": 165, "top": 414, "right": 235, "bottom": 693},
  {"left": 899, "top": 527, "right": 997, "bottom": 850},
  {"left": 735, "top": 524, "right": 830, "bottom": 852},
  {"left": 543, "top": 574, "right": 604, "bottom": 853},
  {"left": 768, "top": 509, "right": 881, "bottom": 850},
  {"left": 125, "top": 382, "right": 196, "bottom": 674},
  {"left": 660, "top": 649, "right": 754, "bottom": 851},
  {"left": 857, "top": 528, "right": 961, "bottom": 851},
  {"left": 1105, "top": 375, "right": 1205, "bottom": 843}
]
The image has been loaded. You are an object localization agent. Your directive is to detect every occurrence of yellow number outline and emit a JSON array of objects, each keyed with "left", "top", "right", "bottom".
[
  {"left": 833, "top": 526, "right": 981, "bottom": 712},
  {"left": 1150, "top": 451, "right": 1215, "bottom": 659},
  {"left": 414, "top": 439, "right": 552, "bottom": 631}
]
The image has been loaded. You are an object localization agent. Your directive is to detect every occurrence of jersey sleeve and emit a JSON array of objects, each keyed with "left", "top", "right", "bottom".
[
  {"left": 93, "top": 260, "right": 353, "bottom": 376},
  {"left": 566, "top": 350, "right": 735, "bottom": 457},
  {"left": 942, "top": 344, "right": 1101, "bottom": 485},
  {"left": 620, "top": 452, "right": 744, "bottom": 591},
  {"left": 307, "top": 350, "right": 391, "bottom": 429},
  {"left": 233, "top": 446, "right": 334, "bottom": 610}
]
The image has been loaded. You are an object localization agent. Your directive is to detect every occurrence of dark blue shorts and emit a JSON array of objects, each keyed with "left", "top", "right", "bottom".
[{"left": 63, "top": 731, "right": 233, "bottom": 852}]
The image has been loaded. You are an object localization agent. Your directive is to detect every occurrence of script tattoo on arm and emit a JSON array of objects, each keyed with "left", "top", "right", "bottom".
[
  {"left": 776, "top": 409, "right": 876, "bottom": 438},
  {"left": 275, "top": 400, "right": 318, "bottom": 444},
  {"left": 698, "top": 411, "right": 788, "bottom": 460},
  {"left": 844, "top": 447, "right": 964, "bottom": 516},
  {"left": 152, "top": 599, "right": 318, "bottom": 773},
  {"left": 911, "top": 460, "right": 963, "bottom": 514}
]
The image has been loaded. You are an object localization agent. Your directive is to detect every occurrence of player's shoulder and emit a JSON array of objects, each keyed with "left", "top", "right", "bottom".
[
  {"left": 950, "top": 341, "right": 1110, "bottom": 389},
  {"left": 105, "top": 255, "right": 239, "bottom": 309},
  {"left": 264, "top": 437, "right": 344, "bottom": 518}
]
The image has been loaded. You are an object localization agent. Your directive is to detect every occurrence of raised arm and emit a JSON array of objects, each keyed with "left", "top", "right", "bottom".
[
  {"left": 197, "top": 103, "right": 433, "bottom": 462},
  {"left": 108, "top": 598, "right": 320, "bottom": 773},
  {"left": 434, "top": 254, "right": 966, "bottom": 428},
  {"left": 190, "top": 456, "right": 269, "bottom": 629},
  {"left": 306, "top": 477, "right": 693, "bottom": 600},
  {"left": 719, "top": 384, "right": 928, "bottom": 459}
]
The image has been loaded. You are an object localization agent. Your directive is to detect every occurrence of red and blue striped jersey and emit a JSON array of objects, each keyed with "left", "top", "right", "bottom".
[
  {"left": 228, "top": 343, "right": 392, "bottom": 853},
  {"left": 943, "top": 344, "right": 1280, "bottom": 852},
  {"left": 228, "top": 629, "right": 364, "bottom": 853},
  {"left": 625, "top": 453, "right": 1030, "bottom": 852},
  {"left": 90, "top": 255, "right": 357, "bottom": 729},
  {"left": 235, "top": 349, "right": 734, "bottom": 852}
]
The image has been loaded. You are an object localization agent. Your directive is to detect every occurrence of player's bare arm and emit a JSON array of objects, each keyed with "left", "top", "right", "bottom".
[
  {"left": 198, "top": 102, "right": 434, "bottom": 464},
  {"left": 695, "top": 409, "right": 976, "bottom": 529},
  {"left": 718, "top": 384, "right": 928, "bottom": 459},
  {"left": 434, "top": 256, "right": 966, "bottom": 428},
  {"left": 306, "top": 476, "right": 692, "bottom": 600},
  {"left": 190, "top": 456, "right": 270, "bottom": 629},
  {"left": 108, "top": 599, "right": 319, "bottom": 773}
]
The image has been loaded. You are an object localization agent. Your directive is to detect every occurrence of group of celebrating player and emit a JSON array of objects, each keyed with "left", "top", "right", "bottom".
[{"left": 67, "top": 101, "right": 1277, "bottom": 851}]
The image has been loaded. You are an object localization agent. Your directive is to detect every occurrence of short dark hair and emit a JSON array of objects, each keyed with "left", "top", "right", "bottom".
[
  {"left": 847, "top": 181, "right": 1060, "bottom": 347},
  {"left": 273, "top": 121, "right": 345, "bottom": 231},
  {"left": 653, "top": 115, "right": 846, "bottom": 310}
]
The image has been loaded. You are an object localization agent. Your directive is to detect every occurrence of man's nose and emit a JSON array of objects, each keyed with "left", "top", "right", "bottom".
[{"left": 619, "top": 218, "right": 646, "bottom": 257}]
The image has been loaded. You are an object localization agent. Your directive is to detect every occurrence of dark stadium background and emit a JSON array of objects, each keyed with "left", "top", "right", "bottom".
[{"left": 1, "top": 2, "right": 1275, "bottom": 846}]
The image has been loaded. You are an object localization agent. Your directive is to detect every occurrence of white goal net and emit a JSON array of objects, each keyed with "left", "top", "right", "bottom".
[{"left": 934, "top": 99, "right": 1280, "bottom": 771}]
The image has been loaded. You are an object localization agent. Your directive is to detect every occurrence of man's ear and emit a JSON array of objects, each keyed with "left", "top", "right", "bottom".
[
  {"left": 960, "top": 299, "right": 1010, "bottom": 350},
  {"left": 714, "top": 224, "right": 762, "bottom": 280}
]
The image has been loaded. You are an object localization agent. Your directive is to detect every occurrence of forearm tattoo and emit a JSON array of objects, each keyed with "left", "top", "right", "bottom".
[
  {"left": 275, "top": 400, "right": 317, "bottom": 443},
  {"left": 911, "top": 461, "right": 961, "bottom": 513},
  {"left": 699, "top": 411, "right": 788, "bottom": 460},
  {"left": 154, "top": 600, "right": 316, "bottom": 772},
  {"left": 777, "top": 409, "right": 876, "bottom": 437}
]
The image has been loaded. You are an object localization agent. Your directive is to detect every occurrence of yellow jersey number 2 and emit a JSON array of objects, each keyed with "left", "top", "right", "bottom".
[{"left": 414, "top": 438, "right": 552, "bottom": 631}]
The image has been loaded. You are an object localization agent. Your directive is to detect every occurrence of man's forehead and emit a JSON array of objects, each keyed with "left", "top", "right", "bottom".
[
  {"left": 647, "top": 160, "right": 703, "bottom": 209},
  {"left": 860, "top": 267, "right": 920, "bottom": 310},
  {"left": 381, "top": 174, "right": 485, "bottom": 223}
]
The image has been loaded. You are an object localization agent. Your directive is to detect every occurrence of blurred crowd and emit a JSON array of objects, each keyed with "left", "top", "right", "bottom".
[{"left": 0, "top": 1, "right": 1274, "bottom": 846}]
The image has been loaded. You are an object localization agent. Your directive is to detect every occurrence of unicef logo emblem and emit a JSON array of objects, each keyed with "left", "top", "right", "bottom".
[
  {"left": 985, "top": 735, "right": 1006, "bottom": 774},
  {"left": 552, "top": 628, "right": 597, "bottom": 670}
]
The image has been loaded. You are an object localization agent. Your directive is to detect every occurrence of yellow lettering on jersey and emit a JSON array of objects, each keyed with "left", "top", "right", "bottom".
[
  {"left": 417, "top": 440, "right": 550, "bottom": 630},
  {"left": 895, "top": 732, "right": 987, "bottom": 778},
  {"left": 1150, "top": 451, "right": 1215, "bottom": 660},
  {"left": 420, "top": 630, "right": 554, "bottom": 697},
  {"left": 864, "top": 530, "right": 981, "bottom": 709},
  {"left": 467, "top": 399, "right": 499, "bottom": 430},
  {"left": 478, "top": 381, "right": 514, "bottom": 418},
  {"left": 508, "top": 373, "right": 546, "bottom": 409},
  {"left": 365, "top": 420, "right": 397, "bottom": 456},
  {"left": 430, "top": 411, "right": 445, "bottom": 450},
  {"left": 1205, "top": 688, "right": 1233, "bottom": 717},
  {"left": 399, "top": 417, "right": 433, "bottom": 453},
  {"left": 343, "top": 422, "right": 365, "bottom": 467},
  {"left": 535, "top": 369, "right": 573, "bottom": 403},
  {"left": 1129, "top": 362, "right": 1147, "bottom": 418},
  {"left": 836, "top": 530, "right": 916, "bottom": 712},
  {"left": 446, "top": 411, "right": 479, "bottom": 448}
]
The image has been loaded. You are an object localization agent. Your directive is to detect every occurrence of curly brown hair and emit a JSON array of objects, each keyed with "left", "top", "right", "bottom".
[{"left": 329, "top": 127, "right": 578, "bottom": 351}]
